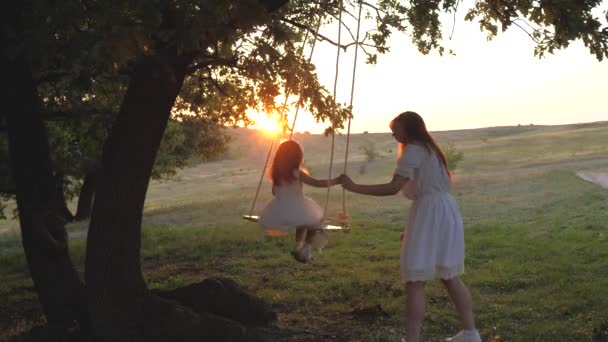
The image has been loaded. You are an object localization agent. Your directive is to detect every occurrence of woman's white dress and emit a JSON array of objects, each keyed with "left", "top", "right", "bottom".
[
  {"left": 395, "top": 143, "right": 465, "bottom": 283},
  {"left": 259, "top": 170, "right": 324, "bottom": 231}
]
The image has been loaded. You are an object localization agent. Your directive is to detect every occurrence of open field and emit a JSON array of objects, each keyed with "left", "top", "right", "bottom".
[{"left": 1, "top": 121, "right": 608, "bottom": 341}]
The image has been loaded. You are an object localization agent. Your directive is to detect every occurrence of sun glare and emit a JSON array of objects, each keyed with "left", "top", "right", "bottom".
[
  {"left": 244, "top": 107, "right": 329, "bottom": 135},
  {"left": 247, "top": 110, "right": 280, "bottom": 135}
]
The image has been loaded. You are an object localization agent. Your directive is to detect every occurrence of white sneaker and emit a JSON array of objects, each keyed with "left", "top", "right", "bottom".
[
  {"left": 299, "top": 244, "right": 313, "bottom": 262},
  {"left": 310, "top": 230, "right": 329, "bottom": 250},
  {"left": 291, "top": 244, "right": 312, "bottom": 263},
  {"left": 445, "top": 330, "right": 482, "bottom": 342}
]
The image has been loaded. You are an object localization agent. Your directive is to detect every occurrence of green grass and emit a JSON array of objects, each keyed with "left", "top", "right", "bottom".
[{"left": 1, "top": 122, "right": 608, "bottom": 341}]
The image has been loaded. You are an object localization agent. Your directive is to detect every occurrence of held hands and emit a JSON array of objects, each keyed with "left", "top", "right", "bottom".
[
  {"left": 338, "top": 173, "right": 354, "bottom": 191},
  {"left": 333, "top": 174, "right": 347, "bottom": 186}
]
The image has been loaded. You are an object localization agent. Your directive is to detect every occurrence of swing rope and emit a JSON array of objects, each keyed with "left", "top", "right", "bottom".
[
  {"left": 248, "top": 133, "right": 277, "bottom": 216},
  {"left": 342, "top": 0, "right": 363, "bottom": 214},
  {"left": 288, "top": 9, "right": 324, "bottom": 140},
  {"left": 321, "top": 0, "right": 344, "bottom": 221},
  {"left": 322, "top": 0, "right": 362, "bottom": 222}
]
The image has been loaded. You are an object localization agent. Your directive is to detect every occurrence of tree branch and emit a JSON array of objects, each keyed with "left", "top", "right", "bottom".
[
  {"left": 326, "top": 11, "right": 358, "bottom": 43},
  {"left": 342, "top": 41, "right": 378, "bottom": 50},
  {"left": 281, "top": 17, "right": 349, "bottom": 49},
  {"left": 512, "top": 19, "right": 541, "bottom": 43},
  {"left": 259, "top": 0, "right": 291, "bottom": 12},
  {"left": 186, "top": 55, "right": 238, "bottom": 74},
  {"left": 40, "top": 110, "right": 112, "bottom": 121},
  {"left": 361, "top": 1, "right": 383, "bottom": 17},
  {"left": 449, "top": 0, "right": 460, "bottom": 40},
  {"left": 205, "top": 67, "right": 230, "bottom": 98}
]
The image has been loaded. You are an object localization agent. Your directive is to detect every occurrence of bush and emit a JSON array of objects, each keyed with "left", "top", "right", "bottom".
[
  {"left": 361, "top": 142, "right": 379, "bottom": 163},
  {"left": 442, "top": 142, "right": 464, "bottom": 172},
  {"left": 359, "top": 142, "right": 380, "bottom": 174}
]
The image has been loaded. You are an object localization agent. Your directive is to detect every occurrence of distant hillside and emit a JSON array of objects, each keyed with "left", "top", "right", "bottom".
[
  {"left": 224, "top": 128, "right": 396, "bottom": 166},
  {"left": 223, "top": 121, "right": 608, "bottom": 166},
  {"left": 432, "top": 120, "right": 608, "bottom": 141}
]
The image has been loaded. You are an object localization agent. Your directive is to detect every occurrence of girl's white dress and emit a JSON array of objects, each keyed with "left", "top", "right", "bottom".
[
  {"left": 259, "top": 170, "right": 324, "bottom": 231},
  {"left": 395, "top": 143, "right": 465, "bottom": 282}
]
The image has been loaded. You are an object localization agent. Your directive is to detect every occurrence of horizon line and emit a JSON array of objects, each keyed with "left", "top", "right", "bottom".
[{"left": 232, "top": 119, "right": 608, "bottom": 135}]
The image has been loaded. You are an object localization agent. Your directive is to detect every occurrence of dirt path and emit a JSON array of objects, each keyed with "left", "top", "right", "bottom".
[
  {"left": 524, "top": 156, "right": 608, "bottom": 170},
  {"left": 576, "top": 171, "right": 608, "bottom": 190}
]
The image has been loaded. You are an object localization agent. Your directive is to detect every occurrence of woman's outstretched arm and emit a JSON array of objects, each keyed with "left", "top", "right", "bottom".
[{"left": 342, "top": 174, "right": 409, "bottom": 196}]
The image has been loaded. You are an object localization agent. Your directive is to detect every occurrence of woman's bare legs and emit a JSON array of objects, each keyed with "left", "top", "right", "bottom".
[
  {"left": 441, "top": 277, "right": 476, "bottom": 330},
  {"left": 405, "top": 281, "right": 426, "bottom": 342}
]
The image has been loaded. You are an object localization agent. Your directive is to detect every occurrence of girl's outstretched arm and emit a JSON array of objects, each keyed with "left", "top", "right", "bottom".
[
  {"left": 299, "top": 170, "right": 342, "bottom": 188},
  {"left": 342, "top": 174, "right": 409, "bottom": 196}
]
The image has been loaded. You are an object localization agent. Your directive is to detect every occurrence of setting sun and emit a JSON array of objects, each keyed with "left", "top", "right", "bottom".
[
  {"left": 245, "top": 108, "right": 329, "bottom": 135},
  {"left": 246, "top": 110, "right": 281, "bottom": 135}
]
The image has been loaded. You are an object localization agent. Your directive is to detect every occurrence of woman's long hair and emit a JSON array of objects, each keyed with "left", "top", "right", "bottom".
[
  {"left": 391, "top": 111, "right": 450, "bottom": 175},
  {"left": 270, "top": 140, "right": 303, "bottom": 185}
]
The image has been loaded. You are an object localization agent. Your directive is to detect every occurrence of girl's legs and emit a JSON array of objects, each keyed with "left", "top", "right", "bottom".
[
  {"left": 304, "top": 229, "right": 317, "bottom": 244},
  {"left": 292, "top": 227, "right": 313, "bottom": 262},
  {"left": 405, "top": 281, "right": 426, "bottom": 342},
  {"left": 294, "top": 227, "right": 307, "bottom": 251},
  {"left": 294, "top": 226, "right": 318, "bottom": 247},
  {"left": 441, "top": 277, "right": 476, "bottom": 330}
]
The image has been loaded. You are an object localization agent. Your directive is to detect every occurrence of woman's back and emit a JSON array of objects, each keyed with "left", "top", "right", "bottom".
[{"left": 403, "top": 143, "right": 451, "bottom": 197}]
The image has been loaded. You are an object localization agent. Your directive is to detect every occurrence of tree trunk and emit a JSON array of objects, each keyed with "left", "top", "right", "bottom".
[
  {"left": 85, "top": 55, "right": 268, "bottom": 342},
  {"left": 84, "top": 1, "right": 291, "bottom": 339},
  {"left": 85, "top": 55, "right": 170, "bottom": 340},
  {"left": 84, "top": 55, "right": 193, "bottom": 340},
  {"left": 3, "top": 55, "right": 89, "bottom": 338},
  {"left": 54, "top": 172, "right": 74, "bottom": 223},
  {"left": 74, "top": 171, "right": 97, "bottom": 221}
]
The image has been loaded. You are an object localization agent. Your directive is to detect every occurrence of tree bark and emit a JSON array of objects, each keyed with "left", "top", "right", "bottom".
[
  {"left": 85, "top": 54, "right": 269, "bottom": 342},
  {"left": 84, "top": 55, "right": 191, "bottom": 340},
  {"left": 54, "top": 172, "right": 74, "bottom": 223},
  {"left": 3, "top": 55, "right": 89, "bottom": 339},
  {"left": 74, "top": 171, "right": 97, "bottom": 221}
]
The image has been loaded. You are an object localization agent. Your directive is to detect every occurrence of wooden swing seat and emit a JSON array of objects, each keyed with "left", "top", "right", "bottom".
[
  {"left": 242, "top": 214, "right": 351, "bottom": 232},
  {"left": 242, "top": 214, "right": 260, "bottom": 223}
]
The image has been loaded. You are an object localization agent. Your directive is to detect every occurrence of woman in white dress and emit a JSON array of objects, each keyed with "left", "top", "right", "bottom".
[
  {"left": 341, "top": 111, "right": 481, "bottom": 342},
  {"left": 259, "top": 140, "right": 343, "bottom": 263}
]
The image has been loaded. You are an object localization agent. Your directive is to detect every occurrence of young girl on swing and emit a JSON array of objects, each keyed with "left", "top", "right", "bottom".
[
  {"left": 341, "top": 111, "right": 481, "bottom": 342},
  {"left": 259, "top": 140, "right": 344, "bottom": 263}
]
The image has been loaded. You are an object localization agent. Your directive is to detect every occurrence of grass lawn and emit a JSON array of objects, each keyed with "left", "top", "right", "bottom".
[{"left": 1, "top": 122, "right": 607, "bottom": 341}]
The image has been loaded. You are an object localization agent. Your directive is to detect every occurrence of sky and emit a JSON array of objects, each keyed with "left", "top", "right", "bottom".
[{"left": 249, "top": 1, "right": 608, "bottom": 134}]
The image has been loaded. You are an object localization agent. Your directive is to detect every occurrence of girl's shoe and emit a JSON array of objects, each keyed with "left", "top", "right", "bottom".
[
  {"left": 310, "top": 230, "right": 329, "bottom": 250},
  {"left": 291, "top": 244, "right": 312, "bottom": 263},
  {"left": 445, "top": 330, "right": 482, "bottom": 342},
  {"left": 299, "top": 244, "right": 312, "bottom": 262}
]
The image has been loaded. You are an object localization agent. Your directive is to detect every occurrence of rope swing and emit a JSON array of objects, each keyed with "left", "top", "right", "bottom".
[
  {"left": 243, "top": 3, "right": 323, "bottom": 224},
  {"left": 243, "top": 0, "right": 363, "bottom": 233}
]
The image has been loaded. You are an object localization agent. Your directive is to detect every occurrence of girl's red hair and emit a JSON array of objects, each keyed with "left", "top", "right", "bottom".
[
  {"left": 391, "top": 111, "right": 450, "bottom": 176},
  {"left": 270, "top": 140, "right": 303, "bottom": 185}
]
